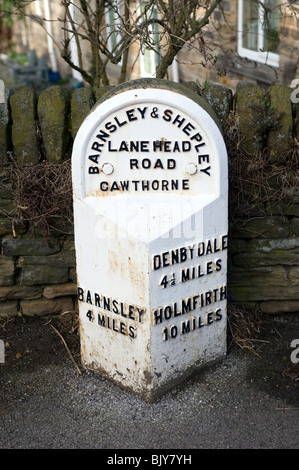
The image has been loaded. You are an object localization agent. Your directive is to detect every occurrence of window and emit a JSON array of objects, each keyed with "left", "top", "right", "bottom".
[{"left": 238, "top": 0, "right": 280, "bottom": 67}]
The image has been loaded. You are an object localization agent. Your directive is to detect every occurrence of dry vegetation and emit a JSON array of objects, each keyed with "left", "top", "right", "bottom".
[
  {"left": 224, "top": 109, "right": 299, "bottom": 223},
  {"left": 0, "top": 159, "right": 73, "bottom": 234}
]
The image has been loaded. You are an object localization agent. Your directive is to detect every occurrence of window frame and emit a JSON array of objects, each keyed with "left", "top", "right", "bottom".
[{"left": 237, "top": 0, "right": 279, "bottom": 68}]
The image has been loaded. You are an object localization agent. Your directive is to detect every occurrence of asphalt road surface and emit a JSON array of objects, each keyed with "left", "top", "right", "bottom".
[{"left": 0, "top": 313, "right": 298, "bottom": 451}]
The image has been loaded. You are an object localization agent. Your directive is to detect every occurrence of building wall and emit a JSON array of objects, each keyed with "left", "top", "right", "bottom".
[{"left": 178, "top": 0, "right": 299, "bottom": 91}]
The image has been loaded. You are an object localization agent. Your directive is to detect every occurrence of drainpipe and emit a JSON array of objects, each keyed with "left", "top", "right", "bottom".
[
  {"left": 172, "top": 57, "right": 179, "bottom": 83},
  {"left": 67, "top": 2, "right": 82, "bottom": 82},
  {"left": 43, "top": 0, "right": 58, "bottom": 72}
]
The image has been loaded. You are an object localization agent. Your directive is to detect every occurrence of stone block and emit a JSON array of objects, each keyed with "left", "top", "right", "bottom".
[
  {"left": 17, "top": 251, "right": 76, "bottom": 268},
  {"left": 0, "top": 219, "right": 27, "bottom": 237},
  {"left": 0, "top": 256, "right": 15, "bottom": 286},
  {"left": 0, "top": 300, "right": 18, "bottom": 316},
  {"left": 268, "top": 85, "right": 293, "bottom": 163},
  {"left": 228, "top": 238, "right": 247, "bottom": 255},
  {"left": 61, "top": 238, "right": 75, "bottom": 252},
  {"left": 228, "top": 265, "right": 288, "bottom": 287},
  {"left": 234, "top": 216, "right": 289, "bottom": 239},
  {"left": 71, "top": 87, "right": 94, "bottom": 138},
  {"left": 0, "top": 285, "right": 42, "bottom": 300},
  {"left": 289, "top": 266, "right": 299, "bottom": 285},
  {"left": 43, "top": 282, "right": 77, "bottom": 299},
  {"left": 95, "top": 86, "right": 114, "bottom": 102},
  {"left": 291, "top": 217, "right": 299, "bottom": 235},
  {"left": 284, "top": 204, "right": 299, "bottom": 217},
  {"left": 38, "top": 86, "right": 71, "bottom": 162},
  {"left": 202, "top": 83, "right": 233, "bottom": 127},
  {"left": 284, "top": 189, "right": 299, "bottom": 203},
  {"left": 0, "top": 198, "right": 16, "bottom": 214},
  {"left": 233, "top": 237, "right": 299, "bottom": 266},
  {"left": 69, "top": 268, "right": 77, "bottom": 282},
  {"left": 233, "top": 251, "right": 299, "bottom": 267},
  {"left": 229, "top": 285, "right": 299, "bottom": 302},
  {"left": 236, "top": 82, "right": 265, "bottom": 155},
  {"left": 0, "top": 181, "right": 13, "bottom": 199},
  {"left": 20, "top": 296, "right": 74, "bottom": 316},
  {"left": 10, "top": 88, "right": 39, "bottom": 165},
  {"left": 270, "top": 201, "right": 299, "bottom": 217},
  {"left": 20, "top": 266, "right": 69, "bottom": 286},
  {"left": 246, "top": 237, "right": 299, "bottom": 253},
  {"left": 184, "top": 81, "right": 200, "bottom": 94},
  {"left": 2, "top": 237, "right": 61, "bottom": 256},
  {"left": 0, "top": 81, "right": 13, "bottom": 164},
  {"left": 0, "top": 218, "right": 13, "bottom": 236},
  {"left": 260, "top": 300, "right": 299, "bottom": 314}
]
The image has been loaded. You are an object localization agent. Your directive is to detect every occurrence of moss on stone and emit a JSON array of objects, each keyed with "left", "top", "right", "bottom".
[
  {"left": 10, "top": 88, "right": 39, "bottom": 165},
  {"left": 202, "top": 83, "right": 233, "bottom": 127},
  {"left": 95, "top": 86, "right": 114, "bottom": 103},
  {"left": 228, "top": 284, "right": 299, "bottom": 302},
  {"left": 268, "top": 85, "right": 293, "bottom": 163},
  {"left": 236, "top": 82, "right": 265, "bottom": 155},
  {"left": 38, "top": 86, "right": 71, "bottom": 162},
  {"left": 71, "top": 87, "right": 94, "bottom": 138}
]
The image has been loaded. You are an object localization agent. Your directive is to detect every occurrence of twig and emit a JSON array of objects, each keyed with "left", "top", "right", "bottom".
[
  {"left": 237, "top": 338, "right": 270, "bottom": 343},
  {"left": 51, "top": 324, "right": 81, "bottom": 375}
]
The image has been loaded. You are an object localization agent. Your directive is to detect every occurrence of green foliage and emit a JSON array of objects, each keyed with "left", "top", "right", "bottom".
[
  {"left": 264, "top": 27, "right": 280, "bottom": 52},
  {"left": 7, "top": 50, "right": 28, "bottom": 65},
  {"left": 2, "top": 0, "right": 26, "bottom": 27}
]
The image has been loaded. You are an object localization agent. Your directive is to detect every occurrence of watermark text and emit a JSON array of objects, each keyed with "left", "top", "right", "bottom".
[
  {"left": 290, "top": 339, "right": 299, "bottom": 364},
  {"left": 0, "top": 339, "right": 4, "bottom": 364},
  {"left": 291, "top": 79, "right": 299, "bottom": 104}
]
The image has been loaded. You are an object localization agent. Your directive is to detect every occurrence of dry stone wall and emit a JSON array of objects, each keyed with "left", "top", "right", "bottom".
[
  {"left": 0, "top": 180, "right": 76, "bottom": 316},
  {"left": 0, "top": 81, "right": 298, "bottom": 317}
]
